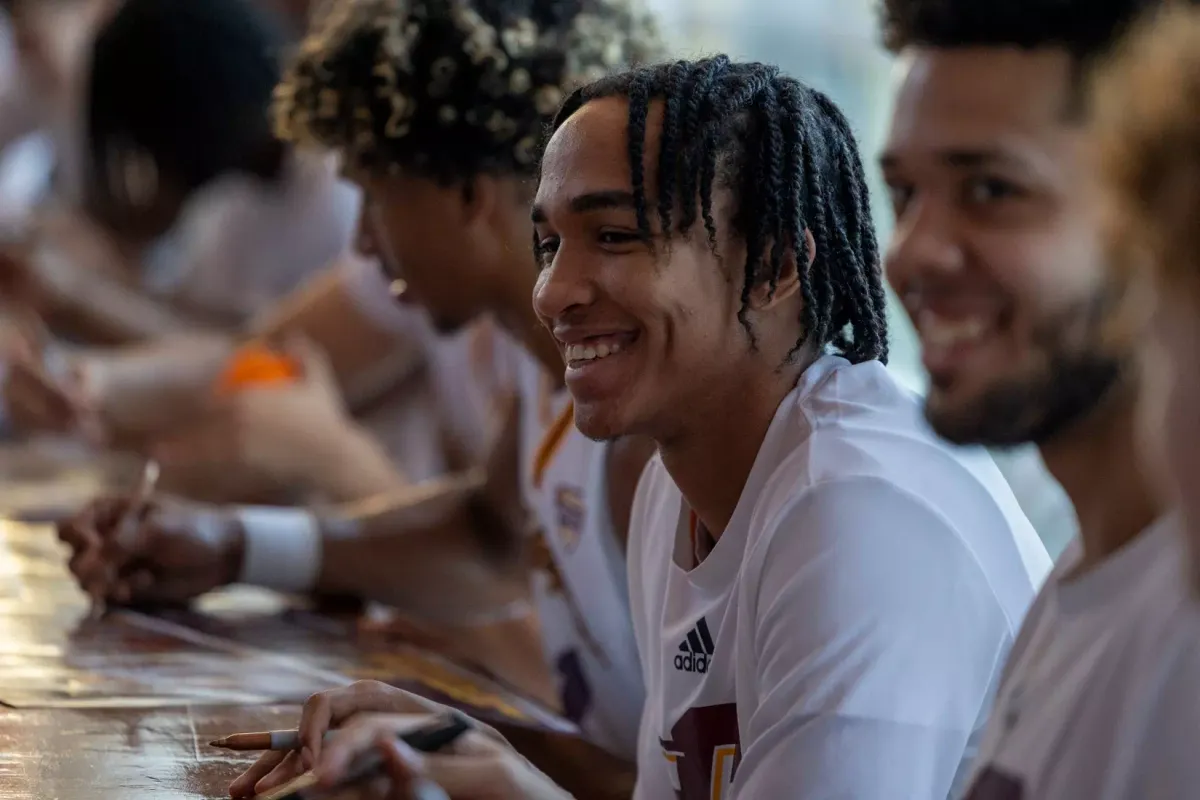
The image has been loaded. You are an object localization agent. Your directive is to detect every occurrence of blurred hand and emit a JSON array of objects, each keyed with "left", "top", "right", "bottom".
[
  {"left": 149, "top": 336, "right": 366, "bottom": 501},
  {"left": 56, "top": 494, "right": 242, "bottom": 606},
  {"left": 76, "top": 334, "right": 234, "bottom": 439},
  {"left": 0, "top": 241, "right": 52, "bottom": 312},
  {"left": 229, "top": 680, "right": 446, "bottom": 798},
  {"left": 0, "top": 226, "right": 113, "bottom": 314},
  {"left": 310, "top": 712, "right": 571, "bottom": 800},
  {"left": 0, "top": 315, "right": 102, "bottom": 438}
]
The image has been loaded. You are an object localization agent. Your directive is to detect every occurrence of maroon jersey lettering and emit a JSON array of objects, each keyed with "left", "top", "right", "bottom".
[
  {"left": 660, "top": 703, "right": 741, "bottom": 800},
  {"left": 964, "top": 766, "right": 1024, "bottom": 800}
]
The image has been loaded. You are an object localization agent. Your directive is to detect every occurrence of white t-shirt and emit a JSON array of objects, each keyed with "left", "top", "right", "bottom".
[
  {"left": 628, "top": 355, "right": 1051, "bottom": 800},
  {"left": 141, "top": 151, "right": 360, "bottom": 326},
  {"left": 337, "top": 255, "right": 508, "bottom": 471},
  {"left": 513, "top": 345, "right": 645, "bottom": 759},
  {"left": 962, "top": 515, "right": 1200, "bottom": 800}
]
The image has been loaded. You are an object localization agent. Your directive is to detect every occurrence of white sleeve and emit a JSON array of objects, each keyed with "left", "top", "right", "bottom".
[
  {"left": 148, "top": 157, "right": 359, "bottom": 320},
  {"left": 627, "top": 456, "right": 664, "bottom": 800},
  {"left": 734, "top": 476, "right": 1010, "bottom": 800},
  {"left": 625, "top": 455, "right": 662, "bottom": 689}
]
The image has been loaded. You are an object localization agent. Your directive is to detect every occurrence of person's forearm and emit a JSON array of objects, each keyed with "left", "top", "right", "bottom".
[
  {"left": 88, "top": 334, "right": 236, "bottom": 439},
  {"left": 41, "top": 267, "right": 207, "bottom": 344},
  {"left": 224, "top": 474, "right": 526, "bottom": 618},
  {"left": 23, "top": 210, "right": 214, "bottom": 344},
  {"left": 308, "top": 423, "right": 408, "bottom": 502},
  {"left": 318, "top": 505, "right": 528, "bottom": 618}
]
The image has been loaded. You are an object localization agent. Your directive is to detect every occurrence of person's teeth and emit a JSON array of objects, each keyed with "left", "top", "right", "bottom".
[
  {"left": 566, "top": 340, "right": 624, "bottom": 363},
  {"left": 919, "top": 310, "right": 989, "bottom": 348}
]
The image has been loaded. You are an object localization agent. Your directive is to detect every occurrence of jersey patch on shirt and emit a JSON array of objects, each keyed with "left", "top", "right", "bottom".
[
  {"left": 554, "top": 485, "right": 584, "bottom": 554},
  {"left": 555, "top": 648, "right": 592, "bottom": 723},
  {"left": 660, "top": 702, "right": 741, "bottom": 800},
  {"left": 963, "top": 767, "right": 1024, "bottom": 800},
  {"left": 674, "top": 617, "right": 715, "bottom": 674}
]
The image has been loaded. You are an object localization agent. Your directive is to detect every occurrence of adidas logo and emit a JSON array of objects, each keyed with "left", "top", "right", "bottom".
[{"left": 674, "top": 617, "right": 715, "bottom": 674}]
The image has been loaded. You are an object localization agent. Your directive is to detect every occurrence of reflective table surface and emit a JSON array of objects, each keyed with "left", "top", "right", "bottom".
[{"left": 0, "top": 450, "right": 634, "bottom": 799}]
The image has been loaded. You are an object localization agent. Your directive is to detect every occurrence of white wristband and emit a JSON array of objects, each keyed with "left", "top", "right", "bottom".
[{"left": 236, "top": 507, "right": 323, "bottom": 593}]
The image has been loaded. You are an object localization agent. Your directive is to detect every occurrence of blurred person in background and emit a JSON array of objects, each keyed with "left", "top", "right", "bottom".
[
  {"left": 1095, "top": 8, "right": 1200, "bottom": 591},
  {"left": 0, "top": 0, "right": 357, "bottom": 338},
  {"left": 879, "top": 0, "right": 1200, "bottom": 796},
  {"left": 58, "top": 0, "right": 665, "bottom": 790},
  {"left": 0, "top": 0, "right": 114, "bottom": 215},
  {"left": 0, "top": 0, "right": 438, "bottom": 502}
]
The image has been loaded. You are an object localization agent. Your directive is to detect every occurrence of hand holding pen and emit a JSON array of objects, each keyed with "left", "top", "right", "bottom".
[
  {"left": 302, "top": 712, "right": 572, "bottom": 800},
  {"left": 84, "top": 460, "right": 159, "bottom": 617},
  {"left": 61, "top": 460, "right": 234, "bottom": 614},
  {"left": 223, "top": 687, "right": 572, "bottom": 800},
  {"left": 215, "top": 715, "right": 466, "bottom": 800}
]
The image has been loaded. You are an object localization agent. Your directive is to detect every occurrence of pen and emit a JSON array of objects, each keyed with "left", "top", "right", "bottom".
[
  {"left": 209, "top": 729, "right": 335, "bottom": 751},
  {"left": 88, "top": 459, "right": 160, "bottom": 619},
  {"left": 265, "top": 714, "right": 470, "bottom": 800}
]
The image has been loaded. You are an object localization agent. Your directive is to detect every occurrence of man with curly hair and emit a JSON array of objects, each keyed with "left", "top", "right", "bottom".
[
  {"left": 879, "top": 0, "right": 1200, "bottom": 796},
  {"left": 232, "top": 3, "right": 663, "bottom": 788},
  {"left": 56, "top": 1, "right": 665, "bottom": 796}
]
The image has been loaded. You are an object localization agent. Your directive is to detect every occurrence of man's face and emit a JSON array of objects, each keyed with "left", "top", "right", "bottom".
[
  {"left": 353, "top": 171, "right": 496, "bottom": 333},
  {"left": 881, "top": 48, "right": 1125, "bottom": 447},
  {"left": 531, "top": 97, "right": 759, "bottom": 442}
]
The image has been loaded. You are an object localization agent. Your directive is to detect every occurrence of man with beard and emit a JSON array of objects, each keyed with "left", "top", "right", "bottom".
[{"left": 879, "top": 0, "right": 1200, "bottom": 796}]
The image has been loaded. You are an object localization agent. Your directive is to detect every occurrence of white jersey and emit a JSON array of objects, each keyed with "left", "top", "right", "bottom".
[
  {"left": 628, "top": 355, "right": 1051, "bottom": 800},
  {"left": 514, "top": 347, "right": 646, "bottom": 759},
  {"left": 962, "top": 515, "right": 1200, "bottom": 800},
  {"left": 337, "top": 257, "right": 508, "bottom": 477}
]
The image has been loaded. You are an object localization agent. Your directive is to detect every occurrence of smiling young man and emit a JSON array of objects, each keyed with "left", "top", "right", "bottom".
[
  {"left": 878, "top": 0, "right": 1200, "bottom": 796},
  {"left": 280, "top": 55, "right": 1049, "bottom": 800},
  {"left": 529, "top": 57, "right": 1048, "bottom": 799}
]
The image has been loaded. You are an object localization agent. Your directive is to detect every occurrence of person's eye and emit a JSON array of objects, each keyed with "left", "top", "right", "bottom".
[
  {"left": 886, "top": 181, "right": 914, "bottom": 217},
  {"left": 965, "top": 176, "right": 1024, "bottom": 205},
  {"left": 534, "top": 235, "right": 560, "bottom": 268},
  {"left": 597, "top": 229, "right": 647, "bottom": 247}
]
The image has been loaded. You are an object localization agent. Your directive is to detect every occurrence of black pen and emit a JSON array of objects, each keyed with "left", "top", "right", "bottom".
[{"left": 270, "top": 713, "right": 472, "bottom": 800}]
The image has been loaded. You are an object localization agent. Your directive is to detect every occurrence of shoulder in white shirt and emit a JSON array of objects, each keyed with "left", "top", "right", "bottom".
[
  {"left": 628, "top": 355, "right": 1051, "bottom": 800},
  {"left": 141, "top": 151, "right": 359, "bottom": 324},
  {"left": 963, "top": 514, "right": 1200, "bottom": 800}
]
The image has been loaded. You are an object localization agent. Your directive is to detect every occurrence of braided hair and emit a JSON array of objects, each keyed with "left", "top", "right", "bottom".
[
  {"left": 275, "top": 0, "right": 664, "bottom": 185},
  {"left": 550, "top": 57, "right": 887, "bottom": 364}
]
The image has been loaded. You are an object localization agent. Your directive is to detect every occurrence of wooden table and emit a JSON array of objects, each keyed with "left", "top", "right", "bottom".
[
  {"left": 0, "top": 704, "right": 299, "bottom": 799},
  {"left": 0, "top": 514, "right": 635, "bottom": 799}
]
